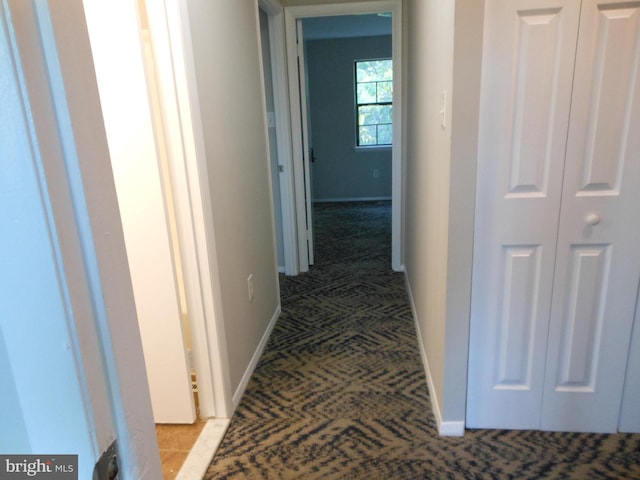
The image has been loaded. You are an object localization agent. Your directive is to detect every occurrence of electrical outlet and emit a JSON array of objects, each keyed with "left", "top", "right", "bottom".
[{"left": 247, "top": 274, "right": 254, "bottom": 302}]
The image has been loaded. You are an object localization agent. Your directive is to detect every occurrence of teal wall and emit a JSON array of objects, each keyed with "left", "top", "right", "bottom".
[{"left": 306, "top": 35, "right": 392, "bottom": 202}]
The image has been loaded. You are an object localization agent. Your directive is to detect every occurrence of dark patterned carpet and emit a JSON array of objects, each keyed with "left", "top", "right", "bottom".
[{"left": 204, "top": 201, "right": 640, "bottom": 479}]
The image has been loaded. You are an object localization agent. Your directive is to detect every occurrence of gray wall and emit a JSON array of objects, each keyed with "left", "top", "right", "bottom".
[
  {"left": 403, "top": 0, "right": 483, "bottom": 431},
  {"left": 306, "top": 35, "right": 392, "bottom": 202},
  {"left": 185, "top": 0, "right": 280, "bottom": 403}
]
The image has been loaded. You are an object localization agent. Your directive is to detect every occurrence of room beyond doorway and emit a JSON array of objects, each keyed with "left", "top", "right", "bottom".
[{"left": 261, "top": 1, "right": 404, "bottom": 275}]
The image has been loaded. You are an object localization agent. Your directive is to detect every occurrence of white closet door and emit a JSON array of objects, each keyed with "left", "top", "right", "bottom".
[
  {"left": 541, "top": 0, "right": 640, "bottom": 433},
  {"left": 467, "top": 0, "right": 581, "bottom": 430}
]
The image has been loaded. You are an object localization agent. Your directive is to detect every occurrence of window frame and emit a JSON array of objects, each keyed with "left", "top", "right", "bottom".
[{"left": 354, "top": 58, "right": 393, "bottom": 148}]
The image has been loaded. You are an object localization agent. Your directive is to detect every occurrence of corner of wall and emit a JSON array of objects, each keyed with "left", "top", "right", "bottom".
[
  {"left": 231, "top": 306, "right": 281, "bottom": 410},
  {"left": 404, "top": 270, "right": 465, "bottom": 436}
]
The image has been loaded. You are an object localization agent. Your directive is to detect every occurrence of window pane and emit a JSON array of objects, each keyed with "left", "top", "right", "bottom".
[
  {"left": 359, "top": 126, "right": 377, "bottom": 145},
  {"left": 377, "top": 81, "right": 393, "bottom": 102},
  {"left": 356, "top": 60, "right": 392, "bottom": 82},
  {"left": 355, "top": 59, "right": 393, "bottom": 146},
  {"left": 359, "top": 105, "right": 392, "bottom": 126},
  {"left": 357, "top": 82, "right": 377, "bottom": 104},
  {"left": 378, "top": 124, "right": 392, "bottom": 144}
]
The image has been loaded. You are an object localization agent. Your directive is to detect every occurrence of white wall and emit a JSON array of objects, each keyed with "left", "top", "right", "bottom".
[
  {"left": 403, "top": 0, "right": 483, "bottom": 434},
  {"left": 184, "top": 0, "right": 280, "bottom": 397}
]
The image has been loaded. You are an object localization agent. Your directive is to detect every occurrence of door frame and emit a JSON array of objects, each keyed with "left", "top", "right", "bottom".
[
  {"left": 283, "top": 1, "right": 404, "bottom": 273},
  {"left": 84, "top": 0, "right": 197, "bottom": 424},
  {"left": 3, "top": 1, "right": 161, "bottom": 475},
  {"left": 143, "top": 0, "right": 234, "bottom": 419},
  {"left": 259, "top": 0, "right": 300, "bottom": 275}
]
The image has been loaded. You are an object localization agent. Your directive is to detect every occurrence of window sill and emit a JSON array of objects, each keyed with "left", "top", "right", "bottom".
[{"left": 354, "top": 145, "right": 392, "bottom": 152}]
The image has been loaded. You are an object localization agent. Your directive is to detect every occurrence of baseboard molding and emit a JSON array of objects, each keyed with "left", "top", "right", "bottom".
[
  {"left": 176, "top": 418, "right": 230, "bottom": 480},
  {"left": 439, "top": 420, "right": 465, "bottom": 436},
  {"left": 231, "top": 305, "right": 281, "bottom": 408},
  {"left": 313, "top": 196, "right": 392, "bottom": 203},
  {"left": 404, "top": 272, "right": 465, "bottom": 437}
]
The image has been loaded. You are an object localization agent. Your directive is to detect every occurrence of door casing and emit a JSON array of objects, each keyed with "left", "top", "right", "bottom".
[{"left": 283, "top": 1, "right": 404, "bottom": 273}]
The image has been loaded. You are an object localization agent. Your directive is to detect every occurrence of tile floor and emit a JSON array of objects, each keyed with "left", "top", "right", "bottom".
[{"left": 156, "top": 420, "right": 206, "bottom": 480}]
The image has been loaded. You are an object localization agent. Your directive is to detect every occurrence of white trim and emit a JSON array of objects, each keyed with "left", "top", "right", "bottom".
[
  {"left": 439, "top": 420, "right": 465, "bottom": 437},
  {"left": 354, "top": 145, "right": 393, "bottom": 152},
  {"left": 284, "top": 1, "right": 403, "bottom": 274},
  {"left": 232, "top": 307, "right": 281, "bottom": 408},
  {"left": 313, "top": 196, "right": 392, "bottom": 203},
  {"left": 296, "top": 19, "right": 315, "bottom": 267},
  {"left": 176, "top": 418, "right": 231, "bottom": 480},
  {"left": 390, "top": 6, "right": 403, "bottom": 272},
  {"left": 258, "top": 0, "right": 282, "bottom": 16},
  {"left": 285, "top": 12, "right": 312, "bottom": 272},
  {"left": 145, "top": 0, "right": 233, "bottom": 418},
  {"left": 404, "top": 273, "right": 465, "bottom": 437},
  {"left": 264, "top": 1, "right": 300, "bottom": 276},
  {"left": 172, "top": 0, "right": 234, "bottom": 418}
]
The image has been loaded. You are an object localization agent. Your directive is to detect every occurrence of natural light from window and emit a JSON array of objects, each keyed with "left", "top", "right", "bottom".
[{"left": 355, "top": 59, "right": 392, "bottom": 147}]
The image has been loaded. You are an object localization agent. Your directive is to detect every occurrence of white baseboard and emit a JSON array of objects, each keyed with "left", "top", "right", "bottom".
[
  {"left": 313, "top": 196, "right": 392, "bottom": 203},
  {"left": 232, "top": 305, "right": 281, "bottom": 408},
  {"left": 404, "top": 273, "right": 465, "bottom": 437},
  {"left": 176, "top": 418, "right": 230, "bottom": 480},
  {"left": 439, "top": 420, "right": 465, "bottom": 436}
]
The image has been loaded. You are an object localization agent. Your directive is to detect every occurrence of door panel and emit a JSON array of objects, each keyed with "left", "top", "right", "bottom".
[
  {"left": 296, "top": 19, "right": 315, "bottom": 267},
  {"left": 575, "top": 2, "right": 640, "bottom": 193},
  {"left": 507, "top": 8, "right": 565, "bottom": 198},
  {"left": 554, "top": 245, "right": 611, "bottom": 389},
  {"left": 494, "top": 246, "right": 542, "bottom": 389},
  {"left": 540, "top": 0, "right": 640, "bottom": 432},
  {"left": 467, "top": 0, "right": 581, "bottom": 430}
]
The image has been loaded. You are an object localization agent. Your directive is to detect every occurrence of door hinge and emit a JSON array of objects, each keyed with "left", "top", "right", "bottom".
[{"left": 93, "top": 440, "right": 119, "bottom": 480}]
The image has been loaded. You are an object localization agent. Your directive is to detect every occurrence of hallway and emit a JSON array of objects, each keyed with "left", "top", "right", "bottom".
[
  {"left": 204, "top": 202, "right": 640, "bottom": 479},
  {"left": 207, "top": 201, "right": 433, "bottom": 477}
]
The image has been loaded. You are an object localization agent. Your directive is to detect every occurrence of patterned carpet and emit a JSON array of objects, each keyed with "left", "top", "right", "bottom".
[{"left": 204, "top": 201, "right": 640, "bottom": 479}]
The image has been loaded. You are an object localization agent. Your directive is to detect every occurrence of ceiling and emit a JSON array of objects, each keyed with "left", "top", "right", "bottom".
[{"left": 302, "top": 14, "right": 392, "bottom": 41}]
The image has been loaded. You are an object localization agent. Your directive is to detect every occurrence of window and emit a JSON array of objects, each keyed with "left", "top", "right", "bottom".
[{"left": 355, "top": 59, "right": 393, "bottom": 146}]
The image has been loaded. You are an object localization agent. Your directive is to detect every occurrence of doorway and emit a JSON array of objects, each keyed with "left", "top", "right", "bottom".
[
  {"left": 270, "top": 1, "right": 403, "bottom": 275},
  {"left": 302, "top": 15, "right": 393, "bottom": 223}
]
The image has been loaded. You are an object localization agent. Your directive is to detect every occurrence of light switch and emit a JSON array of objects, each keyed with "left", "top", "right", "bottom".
[{"left": 440, "top": 90, "right": 447, "bottom": 129}]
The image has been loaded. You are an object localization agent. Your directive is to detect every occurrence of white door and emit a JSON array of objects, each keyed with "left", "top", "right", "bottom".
[
  {"left": 467, "top": 0, "right": 582, "bottom": 430},
  {"left": 297, "top": 19, "right": 315, "bottom": 267},
  {"left": 1, "top": 6, "right": 111, "bottom": 474},
  {"left": 540, "top": 0, "right": 640, "bottom": 432},
  {"left": 287, "top": 18, "right": 315, "bottom": 271},
  {"left": 83, "top": 1, "right": 196, "bottom": 424},
  {"left": 2, "top": 1, "right": 161, "bottom": 476},
  {"left": 467, "top": 0, "right": 640, "bottom": 432}
]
